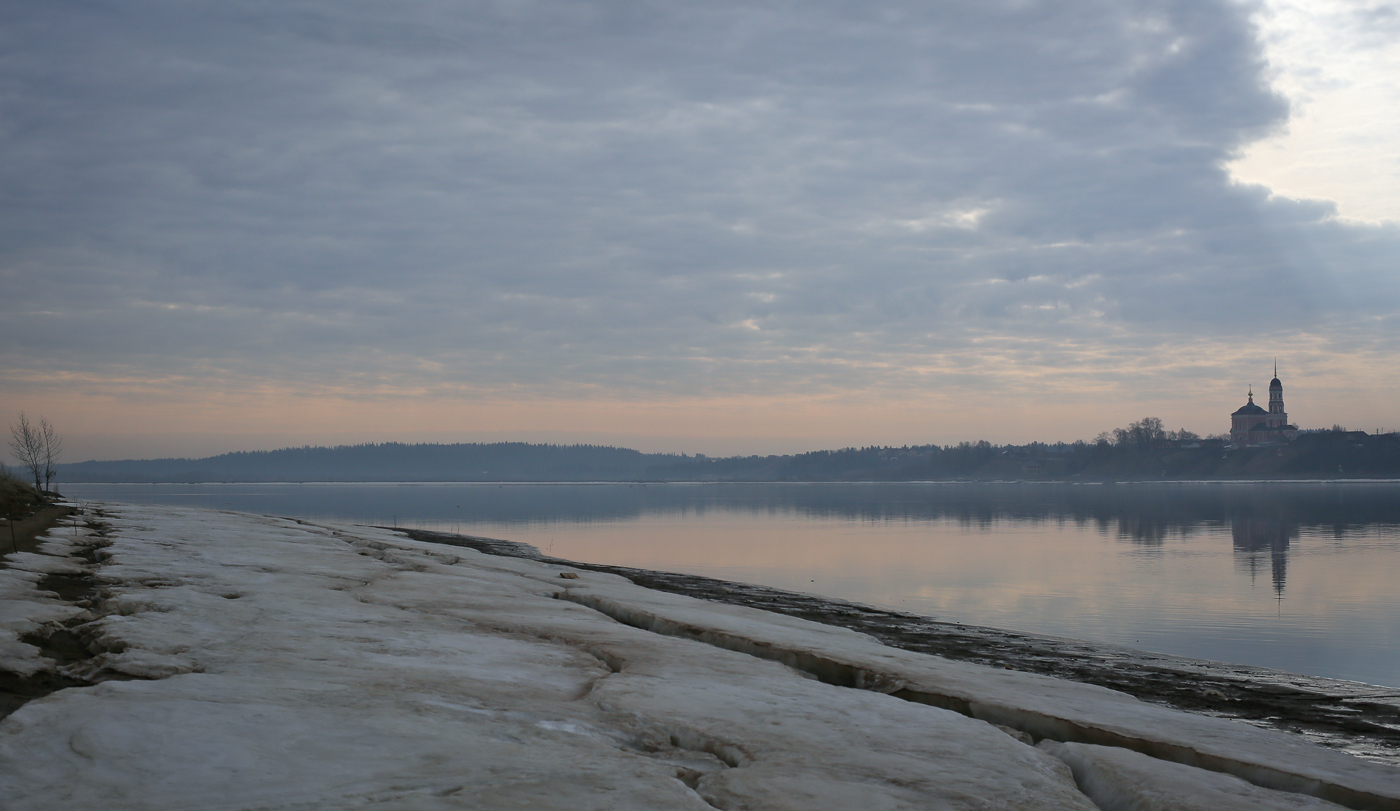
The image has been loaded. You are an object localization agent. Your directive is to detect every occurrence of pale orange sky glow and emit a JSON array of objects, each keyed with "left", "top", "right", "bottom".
[
  {"left": 3, "top": 0, "right": 1398, "bottom": 463},
  {"left": 15, "top": 332, "right": 1398, "bottom": 462}
]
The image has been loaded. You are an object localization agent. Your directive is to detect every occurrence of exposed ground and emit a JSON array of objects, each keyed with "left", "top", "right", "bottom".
[
  {"left": 0, "top": 505, "right": 78, "bottom": 559},
  {"left": 0, "top": 507, "right": 116, "bottom": 719}
]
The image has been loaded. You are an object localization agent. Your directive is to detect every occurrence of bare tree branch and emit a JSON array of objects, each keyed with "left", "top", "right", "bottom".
[
  {"left": 8, "top": 412, "right": 44, "bottom": 491},
  {"left": 40, "top": 416, "right": 62, "bottom": 492}
]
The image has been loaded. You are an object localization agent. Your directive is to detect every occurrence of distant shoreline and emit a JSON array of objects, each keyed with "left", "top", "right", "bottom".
[{"left": 54, "top": 432, "right": 1400, "bottom": 483}]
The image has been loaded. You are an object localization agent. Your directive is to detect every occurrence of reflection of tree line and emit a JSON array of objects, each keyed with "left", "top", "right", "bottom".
[
  {"left": 773, "top": 484, "right": 1376, "bottom": 597},
  {"left": 630, "top": 483, "right": 1389, "bottom": 597},
  {"left": 426, "top": 483, "right": 1393, "bottom": 600},
  {"left": 79, "top": 482, "right": 1393, "bottom": 596}
]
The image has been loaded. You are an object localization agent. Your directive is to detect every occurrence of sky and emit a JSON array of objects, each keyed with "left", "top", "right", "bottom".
[{"left": 2, "top": 0, "right": 1398, "bottom": 462}]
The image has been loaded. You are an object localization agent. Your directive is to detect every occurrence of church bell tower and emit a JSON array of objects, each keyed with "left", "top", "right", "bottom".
[{"left": 1268, "top": 359, "right": 1285, "bottom": 416}]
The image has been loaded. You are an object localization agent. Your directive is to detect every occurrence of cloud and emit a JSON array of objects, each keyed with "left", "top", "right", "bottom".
[
  {"left": 1, "top": 0, "right": 1397, "bottom": 415},
  {"left": 1228, "top": 0, "right": 1400, "bottom": 222}
]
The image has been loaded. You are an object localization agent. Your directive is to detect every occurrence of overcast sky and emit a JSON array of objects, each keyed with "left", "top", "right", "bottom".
[{"left": 3, "top": 0, "right": 1398, "bottom": 460}]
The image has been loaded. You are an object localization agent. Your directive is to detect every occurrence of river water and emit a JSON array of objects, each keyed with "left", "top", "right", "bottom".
[{"left": 61, "top": 480, "right": 1400, "bottom": 689}]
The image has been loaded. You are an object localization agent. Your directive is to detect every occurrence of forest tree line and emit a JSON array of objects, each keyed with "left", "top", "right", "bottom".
[{"left": 51, "top": 420, "right": 1400, "bottom": 483}]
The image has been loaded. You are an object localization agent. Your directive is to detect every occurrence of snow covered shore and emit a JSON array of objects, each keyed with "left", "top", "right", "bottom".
[{"left": 1, "top": 504, "right": 1397, "bottom": 810}]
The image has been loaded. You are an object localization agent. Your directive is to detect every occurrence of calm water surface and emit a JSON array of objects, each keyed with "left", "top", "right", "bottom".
[{"left": 62, "top": 481, "right": 1400, "bottom": 689}]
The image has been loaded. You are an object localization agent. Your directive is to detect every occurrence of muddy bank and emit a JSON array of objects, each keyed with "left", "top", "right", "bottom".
[
  {"left": 0, "top": 505, "right": 77, "bottom": 561},
  {"left": 0, "top": 507, "right": 118, "bottom": 720},
  {"left": 400, "top": 527, "right": 1400, "bottom": 767}
]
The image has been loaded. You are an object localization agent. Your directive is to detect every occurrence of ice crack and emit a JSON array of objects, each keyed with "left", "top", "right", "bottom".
[{"left": 557, "top": 588, "right": 1400, "bottom": 811}]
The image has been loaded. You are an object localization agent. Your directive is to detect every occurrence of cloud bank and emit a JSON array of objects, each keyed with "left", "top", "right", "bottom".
[{"left": 2, "top": 0, "right": 1397, "bottom": 453}]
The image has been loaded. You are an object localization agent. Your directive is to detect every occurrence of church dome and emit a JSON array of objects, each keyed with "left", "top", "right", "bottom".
[
  {"left": 1270, "top": 377, "right": 1282, "bottom": 388},
  {"left": 1233, "top": 401, "right": 1267, "bottom": 416}
]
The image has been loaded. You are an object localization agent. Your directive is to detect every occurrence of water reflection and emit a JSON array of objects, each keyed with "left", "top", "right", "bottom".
[
  {"left": 62, "top": 481, "right": 1397, "bottom": 604},
  {"left": 1232, "top": 517, "right": 1299, "bottom": 596},
  {"left": 60, "top": 480, "right": 1400, "bottom": 687},
  {"left": 61, "top": 480, "right": 1400, "bottom": 536}
]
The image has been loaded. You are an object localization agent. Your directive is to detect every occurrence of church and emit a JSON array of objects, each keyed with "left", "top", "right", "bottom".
[{"left": 1230, "top": 364, "right": 1298, "bottom": 446}]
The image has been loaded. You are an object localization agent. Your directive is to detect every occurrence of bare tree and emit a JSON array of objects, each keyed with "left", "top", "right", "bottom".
[
  {"left": 8, "top": 412, "right": 44, "bottom": 491},
  {"left": 40, "top": 417, "right": 62, "bottom": 492}
]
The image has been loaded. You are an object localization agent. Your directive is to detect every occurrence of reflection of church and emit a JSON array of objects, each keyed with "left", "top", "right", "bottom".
[
  {"left": 1230, "top": 365, "right": 1298, "bottom": 446},
  {"left": 1232, "top": 517, "right": 1298, "bottom": 596}
]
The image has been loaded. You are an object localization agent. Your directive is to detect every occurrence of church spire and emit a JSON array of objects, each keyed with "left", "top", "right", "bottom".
[{"left": 1269, "top": 362, "right": 1286, "bottom": 414}]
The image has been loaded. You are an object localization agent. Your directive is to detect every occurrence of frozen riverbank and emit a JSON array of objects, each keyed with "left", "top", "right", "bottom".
[
  {"left": 2, "top": 504, "right": 1399, "bottom": 809},
  {"left": 398, "top": 528, "right": 1400, "bottom": 768}
]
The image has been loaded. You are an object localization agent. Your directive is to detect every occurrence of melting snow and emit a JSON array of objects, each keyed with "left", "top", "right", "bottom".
[{"left": 0, "top": 504, "right": 1395, "bottom": 810}]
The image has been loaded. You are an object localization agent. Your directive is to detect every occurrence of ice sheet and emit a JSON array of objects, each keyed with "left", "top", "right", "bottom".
[{"left": 2, "top": 505, "right": 1106, "bottom": 810}]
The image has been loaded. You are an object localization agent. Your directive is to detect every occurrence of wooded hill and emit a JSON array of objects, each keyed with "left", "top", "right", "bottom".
[
  {"left": 59, "top": 443, "right": 667, "bottom": 483},
  {"left": 57, "top": 430, "right": 1400, "bottom": 483}
]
